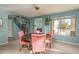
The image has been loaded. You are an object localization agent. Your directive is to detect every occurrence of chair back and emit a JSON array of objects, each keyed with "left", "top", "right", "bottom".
[
  {"left": 18, "top": 31, "right": 24, "bottom": 44},
  {"left": 48, "top": 32, "right": 52, "bottom": 36},
  {"left": 31, "top": 34, "right": 46, "bottom": 53}
]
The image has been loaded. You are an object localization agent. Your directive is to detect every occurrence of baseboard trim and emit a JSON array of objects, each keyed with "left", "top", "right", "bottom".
[
  {"left": 56, "top": 40, "right": 79, "bottom": 46},
  {"left": 0, "top": 42, "right": 8, "bottom": 45},
  {"left": 46, "top": 48, "right": 65, "bottom": 53}
]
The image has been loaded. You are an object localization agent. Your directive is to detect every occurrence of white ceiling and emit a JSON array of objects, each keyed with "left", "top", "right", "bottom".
[{"left": 0, "top": 4, "right": 79, "bottom": 17}]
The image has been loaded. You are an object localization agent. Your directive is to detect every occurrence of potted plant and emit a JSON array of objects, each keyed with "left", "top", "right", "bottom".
[
  {"left": 60, "top": 23, "right": 71, "bottom": 31},
  {"left": 45, "top": 17, "right": 52, "bottom": 25}
]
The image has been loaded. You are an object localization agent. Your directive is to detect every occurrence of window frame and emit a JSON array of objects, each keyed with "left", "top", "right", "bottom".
[{"left": 52, "top": 16, "right": 76, "bottom": 36}]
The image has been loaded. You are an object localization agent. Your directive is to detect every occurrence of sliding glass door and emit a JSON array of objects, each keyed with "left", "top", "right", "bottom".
[{"left": 34, "top": 18, "right": 43, "bottom": 30}]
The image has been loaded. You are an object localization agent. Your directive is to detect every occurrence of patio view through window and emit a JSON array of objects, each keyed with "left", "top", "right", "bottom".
[{"left": 52, "top": 16, "right": 76, "bottom": 36}]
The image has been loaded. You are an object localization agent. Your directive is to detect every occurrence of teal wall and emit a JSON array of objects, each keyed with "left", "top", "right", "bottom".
[
  {"left": 32, "top": 10, "right": 79, "bottom": 44},
  {"left": 0, "top": 9, "right": 9, "bottom": 44},
  {"left": 29, "top": 18, "right": 34, "bottom": 33},
  {"left": 13, "top": 21, "right": 20, "bottom": 37}
]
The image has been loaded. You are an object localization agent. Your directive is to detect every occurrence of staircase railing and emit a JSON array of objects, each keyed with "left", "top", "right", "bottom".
[{"left": 13, "top": 16, "right": 30, "bottom": 33}]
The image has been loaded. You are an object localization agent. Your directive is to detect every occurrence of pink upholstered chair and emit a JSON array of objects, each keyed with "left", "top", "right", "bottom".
[
  {"left": 45, "top": 32, "right": 53, "bottom": 48},
  {"left": 31, "top": 34, "right": 46, "bottom": 54},
  {"left": 18, "top": 31, "right": 30, "bottom": 51}
]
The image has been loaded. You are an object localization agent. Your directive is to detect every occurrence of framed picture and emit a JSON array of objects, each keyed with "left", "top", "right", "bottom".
[{"left": 0, "top": 18, "right": 2, "bottom": 26}]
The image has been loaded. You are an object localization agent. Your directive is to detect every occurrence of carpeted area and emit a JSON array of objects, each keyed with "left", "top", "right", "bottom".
[{"left": 0, "top": 38, "right": 79, "bottom": 54}]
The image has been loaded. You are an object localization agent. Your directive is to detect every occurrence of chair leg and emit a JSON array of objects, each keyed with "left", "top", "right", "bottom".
[
  {"left": 42, "top": 51, "right": 45, "bottom": 54},
  {"left": 47, "top": 43, "right": 49, "bottom": 48},
  {"left": 46, "top": 43, "right": 51, "bottom": 48},
  {"left": 49, "top": 43, "right": 51, "bottom": 48},
  {"left": 27, "top": 44, "right": 30, "bottom": 51},
  {"left": 19, "top": 45, "right": 24, "bottom": 51},
  {"left": 28, "top": 43, "right": 32, "bottom": 51},
  {"left": 45, "top": 43, "right": 48, "bottom": 48}
]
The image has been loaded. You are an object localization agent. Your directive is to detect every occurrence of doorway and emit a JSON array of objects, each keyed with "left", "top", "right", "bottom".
[{"left": 8, "top": 16, "right": 13, "bottom": 37}]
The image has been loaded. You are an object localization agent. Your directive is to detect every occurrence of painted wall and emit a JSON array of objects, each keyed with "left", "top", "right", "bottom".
[
  {"left": 13, "top": 21, "right": 20, "bottom": 37},
  {"left": 29, "top": 18, "right": 34, "bottom": 33},
  {"left": 0, "top": 9, "right": 9, "bottom": 44},
  {"left": 32, "top": 10, "right": 79, "bottom": 44}
]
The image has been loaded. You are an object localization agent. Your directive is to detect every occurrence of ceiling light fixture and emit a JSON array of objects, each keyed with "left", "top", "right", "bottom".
[{"left": 33, "top": 4, "right": 40, "bottom": 10}]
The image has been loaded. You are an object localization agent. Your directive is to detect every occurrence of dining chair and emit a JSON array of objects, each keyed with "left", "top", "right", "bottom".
[
  {"left": 31, "top": 34, "right": 46, "bottom": 54},
  {"left": 45, "top": 32, "right": 53, "bottom": 48},
  {"left": 18, "top": 31, "right": 30, "bottom": 51}
]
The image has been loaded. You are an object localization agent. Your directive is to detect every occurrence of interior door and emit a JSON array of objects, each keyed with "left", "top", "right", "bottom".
[{"left": 8, "top": 18, "right": 13, "bottom": 37}]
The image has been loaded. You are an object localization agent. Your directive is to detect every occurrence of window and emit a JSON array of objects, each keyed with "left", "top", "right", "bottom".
[
  {"left": 52, "top": 16, "right": 76, "bottom": 36},
  {"left": 34, "top": 18, "right": 43, "bottom": 29}
]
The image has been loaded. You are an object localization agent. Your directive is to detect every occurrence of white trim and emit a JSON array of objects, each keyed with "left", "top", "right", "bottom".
[
  {"left": 0, "top": 42, "right": 8, "bottom": 45},
  {"left": 46, "top": 48, "right": 72, "bottom": 53},
  {"left": 56, "top": 40, "right": 79, "bottom": 46},
  {"left": 46, "top": 48, "right": 65, "bottom": 53}
]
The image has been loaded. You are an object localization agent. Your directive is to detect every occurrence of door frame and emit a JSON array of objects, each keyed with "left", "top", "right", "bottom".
[{"left": 8, "top": 16, "right": 13, "bottom": 37}]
